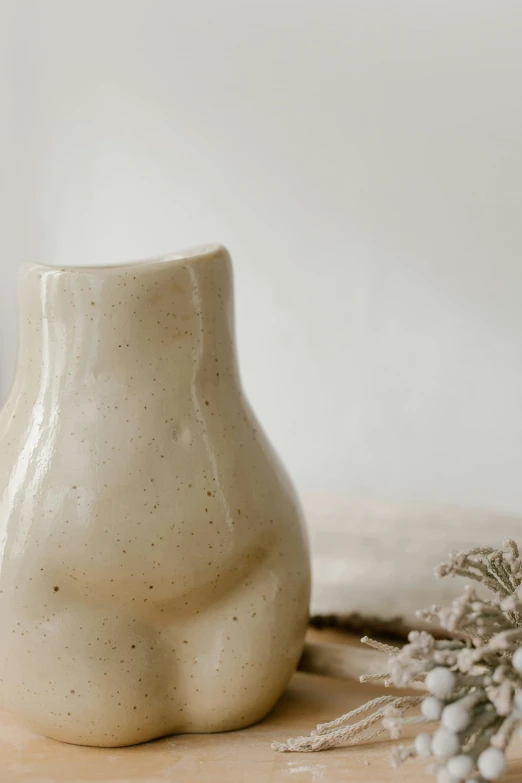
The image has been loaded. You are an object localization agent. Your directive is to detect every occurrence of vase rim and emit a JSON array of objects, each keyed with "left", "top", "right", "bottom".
[{"left": 21, "top": 243, "right": 228, "bottom": 275}]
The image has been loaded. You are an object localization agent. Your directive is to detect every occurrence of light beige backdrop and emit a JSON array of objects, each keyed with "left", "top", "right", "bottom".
[{"left": 1, "top": 0, "right": 522, "bottom": 515}]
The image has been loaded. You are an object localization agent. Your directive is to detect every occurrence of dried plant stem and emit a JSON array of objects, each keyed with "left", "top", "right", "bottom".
[
  {"left": 272, "top": 696, "right": 423, "bottom": 752},
  {"left": 359, "top": 672, "right": 389, "bottom": 683},
  {"left": 491, "top": 714, "right": 518, "bottom": 750},
  {"left": 313, "top": 695, "right": 397, "bottom": 735},
  {"left": 360, "top": 636, "right": 400, "bottom": 655}
]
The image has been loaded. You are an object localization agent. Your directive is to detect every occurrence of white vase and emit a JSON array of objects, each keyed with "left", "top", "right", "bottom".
[{"left": 0, "top": 244, "right": 310, "bottom": 747}]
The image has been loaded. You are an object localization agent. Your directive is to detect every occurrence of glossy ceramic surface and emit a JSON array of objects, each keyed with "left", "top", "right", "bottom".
[{"left": 0, "top": 245, "right": 310, "bottom": 746}]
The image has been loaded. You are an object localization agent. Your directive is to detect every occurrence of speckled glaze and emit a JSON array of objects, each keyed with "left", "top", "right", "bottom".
[{"left": 0, "top": 245, "right": 310, "bottom": 747}]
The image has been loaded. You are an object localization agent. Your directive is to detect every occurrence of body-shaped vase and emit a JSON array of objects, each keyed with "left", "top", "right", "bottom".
[{"left": 0, "top": 245, "right": 310, "bottom": 746}]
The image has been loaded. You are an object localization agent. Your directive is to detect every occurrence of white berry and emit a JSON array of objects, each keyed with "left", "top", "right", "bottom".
[
  {"left": 477, "top": 747, "right": 507, "bottom": 780},
  {"left": 431, "top": 727, "right": 460, "bottom": 759},
  {"left": 513, "top": 646, "right": 522, "bottom": 674},
  {"left": 447, "top": 753, "right": 475, "bottom": 779},
  {"left": 437, "top": 768, "right": 459, "bottom": 783},
  {"left": 442, "top": 702, "right": 471, "bottom": 732},
  {"left": 513, "top": 690, "right": 522, "bottom": 717},
  {"left": 414, "top": 732, "right": 432, "bottom": 758},
  {"left": 422, "top": 695, "right": 444, "bottom": 721},
  {"left": 426, "top": 667, "right": 457, "bottom": 699}
]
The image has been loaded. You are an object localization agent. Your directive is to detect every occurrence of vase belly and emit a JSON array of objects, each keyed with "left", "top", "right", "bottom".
[{"left": 0, "top": 246, "right": 310, "bottom": 746}]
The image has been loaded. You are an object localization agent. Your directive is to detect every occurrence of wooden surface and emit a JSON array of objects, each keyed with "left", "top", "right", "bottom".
[{"left": 1, "top": 631, "right": 521, "bottom": 783}]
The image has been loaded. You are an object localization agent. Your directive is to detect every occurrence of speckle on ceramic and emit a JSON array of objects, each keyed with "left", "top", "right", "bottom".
[{"left": 0, "top": 244, "right": 311, "bottom": 747}]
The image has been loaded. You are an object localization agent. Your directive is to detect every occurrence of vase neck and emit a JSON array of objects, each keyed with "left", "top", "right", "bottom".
[{"left": 14, "top": 246, "right": 239, "bottom": 396}]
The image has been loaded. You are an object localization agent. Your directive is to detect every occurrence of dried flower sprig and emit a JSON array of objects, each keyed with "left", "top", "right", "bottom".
[{"left": 273, "top": 540, "right": 522, "bottom": 781}]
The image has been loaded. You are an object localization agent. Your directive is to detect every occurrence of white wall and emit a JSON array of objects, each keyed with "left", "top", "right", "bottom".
[{"left": 1, "top": 0, "right": 522, "bottom": 513}]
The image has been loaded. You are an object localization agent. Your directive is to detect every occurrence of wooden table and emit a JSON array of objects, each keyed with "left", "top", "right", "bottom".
[{"left": 1, "top": 632, "right": 521, "bottom": 783}]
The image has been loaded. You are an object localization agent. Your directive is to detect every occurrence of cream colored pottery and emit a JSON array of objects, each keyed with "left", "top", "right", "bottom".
[{"left": 0, "top": 244, "right": 310, "bottom": 747}]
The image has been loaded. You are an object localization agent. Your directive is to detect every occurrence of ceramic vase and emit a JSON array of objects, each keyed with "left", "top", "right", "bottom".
[{"left": 0, "top": 245, "right": 310, "bottom": 747}]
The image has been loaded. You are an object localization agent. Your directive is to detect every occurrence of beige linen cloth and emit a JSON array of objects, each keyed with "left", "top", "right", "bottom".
[{"left": 304, "top": 492, "right": 522, "bottom": 633}]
